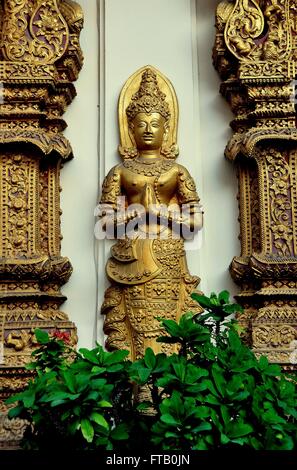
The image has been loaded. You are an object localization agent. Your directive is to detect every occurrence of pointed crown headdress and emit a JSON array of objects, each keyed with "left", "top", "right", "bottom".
[
  {"left": 126, "top": 68, "right": 171, "bottom": 123},
  {"left": 118, "top": 66, "right": 179, "bottom": 159}
]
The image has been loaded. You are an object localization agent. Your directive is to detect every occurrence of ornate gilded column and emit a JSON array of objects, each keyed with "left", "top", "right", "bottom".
[
  {"left": 214, "top": 0, "right": 297, "bottom": 366},
  {"left": 0, "top": 0, "right": 83, "bottom": 447}
]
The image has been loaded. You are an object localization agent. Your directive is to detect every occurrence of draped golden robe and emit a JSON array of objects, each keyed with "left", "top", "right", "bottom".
[{"left": 100, "top": 158, "right": 202, "bottom": 360}]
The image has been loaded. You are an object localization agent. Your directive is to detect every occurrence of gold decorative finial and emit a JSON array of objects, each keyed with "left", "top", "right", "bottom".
[{"left": 126, "top": 68, "right": 171, "bottom": 123}]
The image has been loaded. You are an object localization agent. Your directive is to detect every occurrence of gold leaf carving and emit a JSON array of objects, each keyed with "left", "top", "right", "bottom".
[
  {"left": 2, "top": 0, "right": 69, "bottom": 65},
  {"left": 224, "top": 0, "right": 265, "bottom": 60}
]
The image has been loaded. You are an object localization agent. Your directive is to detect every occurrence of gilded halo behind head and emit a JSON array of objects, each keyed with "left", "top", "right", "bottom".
[{"left": 118, "top": 65, "right": 179, "bottom": 159}]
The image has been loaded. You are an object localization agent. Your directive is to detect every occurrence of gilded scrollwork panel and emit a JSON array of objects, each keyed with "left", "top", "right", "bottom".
[
  {"left": 238, "top": 163, "right": 254, "bottom": 257},
  {"left": 224, "top": 0, "right": 265, "bottom": 60},
  {"left": 267, "top": 150, "right": 293, "bottom": 257},
  {"left": 289, "top": 150, "right": 297, "bottom": 256},
  {"left": 39, "top": 165, "right": 50, "bottom": 255},
  {"left": 2, "top": 0, "right": 69, "bottom": 65}
]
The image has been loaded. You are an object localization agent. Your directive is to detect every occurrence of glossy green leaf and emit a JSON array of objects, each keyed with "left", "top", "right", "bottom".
[
  {"left": 81, "top": 418, "right": 94, "bottom": 443},
  {"left": 227, "top": 423, "right": 253, "bottom": 439},
  {"left": 160, "top": 414, "right": 180, "bottom": 426},
  {"left": 35, "top": 329, "right": 49, "bottom": 345},
  {"left": 110, "top": 424, "right": 129, "bottom": 441},
  {"left": 89, "top": 412, "right": 109, "bottom": 430},
  {"left": 144, "top": 348, "right": 156, "bottom": 369}
]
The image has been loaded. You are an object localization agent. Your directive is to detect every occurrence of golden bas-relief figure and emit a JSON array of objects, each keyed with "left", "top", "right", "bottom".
[{"left": 99, "top": 67, "right": 203, "bottom": 360}]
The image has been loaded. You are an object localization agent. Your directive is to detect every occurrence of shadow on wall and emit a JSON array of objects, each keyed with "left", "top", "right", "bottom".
[{"left": 196, "top": 0, "right": 240, "bottom": 298}]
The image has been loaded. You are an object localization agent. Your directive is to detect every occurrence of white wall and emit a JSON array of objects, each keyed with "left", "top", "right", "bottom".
[
  {"left": 61, "top": 0, "right": 99, "bottom": 348},
  {"left": 61, "top": 0, "right": 240, "bottom": 348},
  {"left": 196, "top": 0, "right": 240, "bottom": 295}
]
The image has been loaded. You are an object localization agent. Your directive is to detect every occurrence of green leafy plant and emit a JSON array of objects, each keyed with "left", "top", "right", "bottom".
[
  {"left": 7, "top": 291, "right": 297, "bottom": 450},
  {"left": 7, "top": 329, "right": 133, "bottom": 450}
]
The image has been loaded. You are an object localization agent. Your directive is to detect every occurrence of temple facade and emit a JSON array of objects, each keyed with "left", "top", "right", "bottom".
[{"left": 0, "top": 0, "right": 296, "bottom": 447}]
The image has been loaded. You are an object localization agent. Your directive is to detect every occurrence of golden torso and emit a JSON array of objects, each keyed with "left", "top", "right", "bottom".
[
  {"left": 119, "top": 159, "right": 179, "bottom": 207},
  {"left": 103, "top": 156, "right": 200, "bottom": 289}
]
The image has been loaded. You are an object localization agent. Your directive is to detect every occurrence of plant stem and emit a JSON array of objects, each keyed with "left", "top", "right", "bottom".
[{"left": 215, "top": 321, "right": 220, "bottom": 342}]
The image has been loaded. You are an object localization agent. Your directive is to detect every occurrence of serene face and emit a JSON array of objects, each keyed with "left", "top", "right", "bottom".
[{"left": 131, "top": 112, "right": 167, "bottom": 151}]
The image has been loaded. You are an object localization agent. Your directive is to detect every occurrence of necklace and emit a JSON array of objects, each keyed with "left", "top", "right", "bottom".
[
  {"left": 135, "top": 156, "right": 162, "bottom": 165},
  {"left": 123, "top": 157, "right": 174, "bottom": 177}
]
